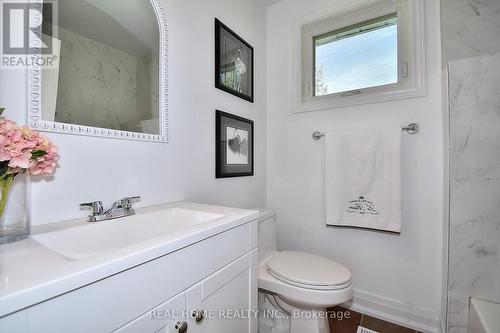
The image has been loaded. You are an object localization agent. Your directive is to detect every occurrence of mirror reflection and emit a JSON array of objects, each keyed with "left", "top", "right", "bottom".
[{"left": 41, "top": 0, "right": 160, "bottom": 134}]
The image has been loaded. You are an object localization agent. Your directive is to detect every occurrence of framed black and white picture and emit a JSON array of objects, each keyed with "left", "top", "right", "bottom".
[
  {"left": 216, "top": 110, "right": 254, "bottom": 178},
  {"left": 215, "top": 19, "right": 254, "bottom": 103}
]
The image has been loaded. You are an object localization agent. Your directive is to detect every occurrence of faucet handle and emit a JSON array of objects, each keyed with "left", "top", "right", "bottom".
[
  {"left": 80, "top": 201, "right": 104, "bottom": 215},
  {"left": 120, "top": 196, "right": 141, "bottom": 210}
]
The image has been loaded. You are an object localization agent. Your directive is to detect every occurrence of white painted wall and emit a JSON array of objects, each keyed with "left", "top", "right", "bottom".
[
  {"left": 266, "top": 0, "right": 444, "bottom": 330},
  {"left": 0, "top": 0, "right": 268, "bottom": 226}
]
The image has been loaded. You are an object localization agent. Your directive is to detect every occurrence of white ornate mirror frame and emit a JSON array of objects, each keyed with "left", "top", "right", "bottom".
[{"left": 27, "top": 0, "right": 168, "bottom": 143}]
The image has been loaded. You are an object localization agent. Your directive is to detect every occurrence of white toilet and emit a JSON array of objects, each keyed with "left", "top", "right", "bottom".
[{"left": 257, "top": 210, "right": 353, "bottom": 333}]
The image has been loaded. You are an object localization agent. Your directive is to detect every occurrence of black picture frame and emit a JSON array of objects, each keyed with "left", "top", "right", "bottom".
[
  {"left": 216, "top": 110, "right": 254, "bottom": 178},
  {"left": 215, "top": 18, "right": 254, "bottom": 103}
]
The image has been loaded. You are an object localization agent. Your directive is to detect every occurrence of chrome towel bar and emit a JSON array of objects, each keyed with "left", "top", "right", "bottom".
[{"left": 312, "top": 123, "right": 420, "bottom": 141}]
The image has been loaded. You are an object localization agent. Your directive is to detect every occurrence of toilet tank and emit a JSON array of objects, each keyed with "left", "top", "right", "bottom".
[{"left": 257, "top": 210, "right": 277, "bottom": 261}]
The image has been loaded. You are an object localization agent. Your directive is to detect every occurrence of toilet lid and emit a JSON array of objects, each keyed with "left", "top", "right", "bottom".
[{"left": 267, "top": 251, "right": 351, "bottom": 288}]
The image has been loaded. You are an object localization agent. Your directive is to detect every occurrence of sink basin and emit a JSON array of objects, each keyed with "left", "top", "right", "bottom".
[{"left": 32, "top": 207, "right": 224, "bottom": 260}]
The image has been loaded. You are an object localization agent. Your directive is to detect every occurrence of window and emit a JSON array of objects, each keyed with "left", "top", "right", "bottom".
[
  {"left": 314, "top": 13, "right": 398, "bottom": 96},
  {"left": 296, "top": 0, "right": 425, "bottom": 112}
]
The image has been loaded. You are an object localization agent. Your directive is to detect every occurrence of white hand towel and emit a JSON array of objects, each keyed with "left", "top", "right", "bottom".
[{"left": 324, "top": 127, "right": 402, "bottom": 233}]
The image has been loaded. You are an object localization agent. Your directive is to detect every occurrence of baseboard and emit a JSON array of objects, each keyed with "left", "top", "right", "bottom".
[{"left": 343, "top": 289, "right": 440, "bottom": 333}]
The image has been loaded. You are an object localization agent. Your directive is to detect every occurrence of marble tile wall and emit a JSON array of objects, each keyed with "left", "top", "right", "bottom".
[
  {"left": 53, "top": 27, "right": 156, "bottom": 132},
  {"left": 448, "top": 53, "right": 500, "bottom": 333},
  {"left": 442, "top": 0, "right": 500, "bottom": 62}
]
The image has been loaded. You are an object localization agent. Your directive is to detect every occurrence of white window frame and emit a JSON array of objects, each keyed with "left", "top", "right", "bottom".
[{"left": 293, "top": 0, "right": 426, "bottom": 113}]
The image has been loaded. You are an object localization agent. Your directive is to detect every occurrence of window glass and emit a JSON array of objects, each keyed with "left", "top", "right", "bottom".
[{"left": 314, "top": 14, "right": 398, "bottom": 96}]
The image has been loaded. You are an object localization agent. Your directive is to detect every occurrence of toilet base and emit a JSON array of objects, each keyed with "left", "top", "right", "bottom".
[
  {"left": 271, "top": 294, "right": 330, "bottom": 333},
  {"left": 289, "top": 310, "right": 330, "bottom": 333}
]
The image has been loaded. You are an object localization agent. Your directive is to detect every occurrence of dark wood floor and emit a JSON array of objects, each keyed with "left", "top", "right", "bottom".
[{"left": 327, "top": 307, "right": 422, "bottom": 333}]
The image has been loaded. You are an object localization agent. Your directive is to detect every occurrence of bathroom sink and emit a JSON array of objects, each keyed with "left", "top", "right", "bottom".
[{"left": 32, "top": 207, "right": 224, "bottom": 260}]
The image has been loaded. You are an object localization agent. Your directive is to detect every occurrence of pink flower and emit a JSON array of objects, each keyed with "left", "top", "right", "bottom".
[
  {"left": 0, "top": 112, "right": 59, "bottom": 177},
  {"left": 0, "top": 148, "right": 10, "bottom": 161},
  {"left": 8, "top": 151, "right": 31, "bottom": 169},
  {"left": 28, "top": 149, "right": 59, "bottom": 175}
]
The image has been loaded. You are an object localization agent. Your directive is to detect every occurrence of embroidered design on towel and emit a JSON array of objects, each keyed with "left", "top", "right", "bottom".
[{"left": 346, "top": 196, "right": 380, "bottom": 215}]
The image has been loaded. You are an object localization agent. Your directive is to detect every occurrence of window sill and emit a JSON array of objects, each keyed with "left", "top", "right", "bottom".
[{"left": 293, "top": 85, "right": 426, "bottom": 113}]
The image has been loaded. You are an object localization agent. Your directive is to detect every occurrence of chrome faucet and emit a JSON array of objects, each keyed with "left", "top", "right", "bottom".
[{"left": 80, "top": 196, "right": 141, "bottom": 222}]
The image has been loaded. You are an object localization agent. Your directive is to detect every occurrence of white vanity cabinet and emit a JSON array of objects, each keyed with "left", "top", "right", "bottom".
[
  {"left": 115, "top": 250, "right": 257, "bottom": 333},
  {"left": 0, "top": 221, "right": 258, "bottom": 333},
  {"left": 185, "top": 250, "right": 258, "bottom": 333}
]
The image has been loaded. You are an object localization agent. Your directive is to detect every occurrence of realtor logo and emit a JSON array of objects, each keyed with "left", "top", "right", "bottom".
[{"left": 1, "top": 0, "right": 58, "bottom": 68}]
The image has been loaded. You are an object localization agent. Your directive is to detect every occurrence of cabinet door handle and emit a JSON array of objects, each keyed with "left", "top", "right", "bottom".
[
  {"left": 175, "top": 321, "right": 188, "bottom": 333},
  {"left": 191, "top": 310, "right": 205, "bottom": 324}
]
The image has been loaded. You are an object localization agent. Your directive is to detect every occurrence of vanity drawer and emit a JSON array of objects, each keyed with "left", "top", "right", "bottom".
[
  {"left": 27, "top": 223, "right": 255, "bottom": 333},
  {"left": 113, "top": 292, "right": 185, "bottom": 333}
]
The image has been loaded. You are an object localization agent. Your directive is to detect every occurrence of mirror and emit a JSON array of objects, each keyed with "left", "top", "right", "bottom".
[{"left": 31, "top": 0, "right": 167, "bottom": 141}]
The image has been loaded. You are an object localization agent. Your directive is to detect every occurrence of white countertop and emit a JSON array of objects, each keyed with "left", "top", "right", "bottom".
[{"left": 0, "top": 202, "right": 259, "bottom": 318}]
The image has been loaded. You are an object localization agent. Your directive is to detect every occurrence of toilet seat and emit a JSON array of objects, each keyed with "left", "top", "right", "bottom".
[{"left": 266, "top": 251, "right": 352, "bottom": 291}]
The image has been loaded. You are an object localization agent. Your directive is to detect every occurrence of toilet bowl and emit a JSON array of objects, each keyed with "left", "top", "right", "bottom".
[{"left": 257, "top": 210, "right": 353, "bottom": 333}]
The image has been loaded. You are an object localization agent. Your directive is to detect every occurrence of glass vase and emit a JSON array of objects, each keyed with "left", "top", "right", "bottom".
[{"left": 0, "top": 174, "right": 29, "bottom": 244}]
